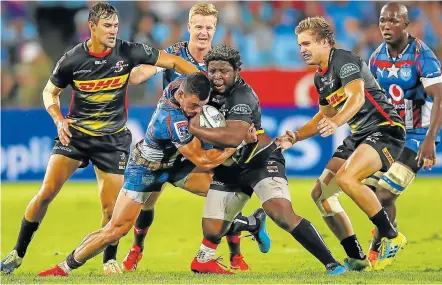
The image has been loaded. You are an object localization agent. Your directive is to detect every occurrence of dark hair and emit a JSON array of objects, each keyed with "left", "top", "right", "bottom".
[
  {"left": 88, "top": 2, "right": 118, "bottom": 25},
  {"left": 204, "top": 45, "right": 242, "bottom": 70},
  {"left": 182, "top": 73, "right": 211, "bottom": 101}
]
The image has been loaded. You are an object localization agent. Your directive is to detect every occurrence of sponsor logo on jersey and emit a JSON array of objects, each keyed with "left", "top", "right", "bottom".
[
  {"left": 95, "top": 60, "right": 107, "bottom": 65},
  {"left": 73, "top": 73, "right": 129, "bottom": 92},
  {"left": 229, "top": 104, "right": 252, "bottom": 115},
  {"left": 73, "top": 69, "right": 92, "bottom": 75},
  {"left": 173, "top": 121, "right": 191, "bottom": 142},
  {"left": 339, "top": 63, "right": 360, "bottom": 78},
  {"left": 111, "top": 60, "right": 129, "bottom": 73},
  {"left": 388, "top": 84, "right": 404, "bottom": 102},
  {"left": 325, "top": 87, "right": 347, "bottom": 107}
]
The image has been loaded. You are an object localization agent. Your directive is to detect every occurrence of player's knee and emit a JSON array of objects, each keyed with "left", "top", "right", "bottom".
[
  {"left": 264, "top": 198, "right": 301, "bottom": 231},
  {"left": 335, "top": 169, "right": 355, "bottom": 191},
  {"left": 311, "top": 183, "right": 322, "bottom": 202},
  {"left": 35, "top": 182, "right": 61, "bottom": 205},
  {"left": 378, "top": 162, "right": 415, "bottom": 195},
  {"left": 314, "top": 169, "right": 343, "bottom": 217}
]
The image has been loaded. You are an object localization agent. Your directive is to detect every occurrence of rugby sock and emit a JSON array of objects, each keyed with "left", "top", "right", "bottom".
[
  {"left": 14, "top": 217, "right": 40, "bottom": 258},
  {"left": 133, "top": 209, "right": 154, "bottom": 251},
  {"left": 103, "top": 241, "right": 119, "bottom": 263},
  {"left": 196, "top": 238, "right": 219, "bottom": 263},
  {"left": 370, "top": 209, "right": 397, "bottom": 239},
  {"left": 370, "top": 219, "right": 398, "bottom": 251},
  {"left": 226, "top": 234, "right": 241, "bottom": 260},
  {"left": 60, "top": 250, "right": 85, "bottom": 273},
  {"left": 291, "top": 219, "right": 338, "bottom": 266},
  {"left": 340, "top": 235, "right": 365, "bottom": 260},
  {"left": 225, "top": 213, "right": 259, "bottom": 235}
]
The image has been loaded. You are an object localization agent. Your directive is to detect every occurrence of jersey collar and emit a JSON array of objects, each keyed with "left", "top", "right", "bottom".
[
  {"left": 385, "top": 34, "right": 414, "bottom": 60},
  {"left": 83, "top": 40, "right": 112, "bottom": 58},
  {"left": 317, "top": 47, "right": 335, "bottom": 76}
]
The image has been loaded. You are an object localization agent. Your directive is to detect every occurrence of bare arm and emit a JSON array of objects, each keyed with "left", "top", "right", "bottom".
[
  {"left": 179, "top": 137, "right": 237, "bottom": 171},
  {"left": 43, "top": 80, "right": 76, "bottom": 146},
  {"left": 296, "top": 105, "right": 336, "bottom": 141},
  {"left": 331, "top": 79, "right": 365, "bottom": 127},
  {"left": 129, "top": 65, "right": 159, "bottom": 85},
  {"left": 155, "top": 50, "right": 199, "bottom": 75},
  {"left": 189, "top": 118, "right": 250, "bottom": 148}
]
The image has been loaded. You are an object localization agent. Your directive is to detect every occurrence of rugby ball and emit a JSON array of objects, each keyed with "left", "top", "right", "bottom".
[{"left": 200, "top": 105, "right": 226, "bottom": 128}]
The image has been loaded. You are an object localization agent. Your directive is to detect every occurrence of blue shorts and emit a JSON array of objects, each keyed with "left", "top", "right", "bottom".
[
  {"left": 123, "top": 158, "right": 195, "bottom": 193},
  {"left": 405, "top": 128, "right": 441, "bottom": 153}
]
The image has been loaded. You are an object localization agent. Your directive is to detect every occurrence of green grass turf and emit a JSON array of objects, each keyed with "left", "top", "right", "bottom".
[{"left": 1, "top": 178, "right": 442, "bottom": 283}]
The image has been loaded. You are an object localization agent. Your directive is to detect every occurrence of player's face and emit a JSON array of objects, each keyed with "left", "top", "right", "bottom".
[
  {"left": 91, "top": 14, "right": 119, "bottom": 48},
  {"left": 207, "top": 60, "right": 237, "bottom": 94},
  {"left": 179, "top": 92, "right": 209, "bottom": 117},
  {"left": 379, "top": 10, "right": 407, "bottom": 44},
  {"left": 188, "top": 14, "right": 217, "bottom": 50},
  {"left": 297, "top": 31, "right": 328, "bottom": 66}
]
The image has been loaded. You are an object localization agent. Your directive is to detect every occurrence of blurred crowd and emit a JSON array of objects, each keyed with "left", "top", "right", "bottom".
[{"left": 2, "top": 1, "right": 442, "bottom": 108}]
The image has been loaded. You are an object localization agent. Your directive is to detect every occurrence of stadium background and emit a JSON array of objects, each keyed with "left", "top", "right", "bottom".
[
  {"left": 1, "top": 0, "right": 442, "bottom": 180},
  {"left": 1, "top": 1, "right": 442, "bottom": 283}
]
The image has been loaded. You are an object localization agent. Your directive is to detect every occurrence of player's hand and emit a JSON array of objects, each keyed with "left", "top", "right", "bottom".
[
  {"left": 275, "top": 130, "right": 298, "bottom": 151},
  {"left": 317, "top": 117, "right": 338, "bottom": 137},
  {"left": 188, "top": 114, "right": 201, "bottom": 132},
  {"left": 244, "top": 123, "right": 257, "bottom": 144},
  {"left": 416, "top": 137, "right": 436, "bottom": 171},
  {"left": 56, "top": 118, "right": 77, "bottom": 146}
]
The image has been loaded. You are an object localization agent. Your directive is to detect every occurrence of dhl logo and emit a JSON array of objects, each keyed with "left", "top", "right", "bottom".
[
  {"left": 326, "top": 87, "right": 347, "bottom": 107},
  {"left": 74, "top": 74, "right": 129, "bottom": 93}
]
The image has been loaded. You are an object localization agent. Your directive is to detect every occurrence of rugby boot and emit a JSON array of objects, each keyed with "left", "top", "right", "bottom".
[
  {"left": 343, "top": 257, "right": 371, "bottom": 271},
  {"left": 1, "top": 250, "right": 22, "bottom": 274},
  {"left": 372, "top": 232, "right": 407, "bottom": 271},
  {"left": 249, "top": 208, "right": 271, "bottom": 253},
  {"left": 230, "top": 254, "right": 250, "bottom": 271},
  {"left": 191, "top": 257, "right": 235, "bottom": 274},
  {"left": 103, "top": 259, "right": 122, "bottom": 275},
  {"left": 367, "top": 249, "right": 379, "bottom": 264},
  {"left": 121, "top": 245, "right": 143, "bottom": 271},
  {"left": 38, "top": 265, "right": 69, "bottom": 277},
  {"left": 326, "top": 263, "right": 348, "bottom": 276}
]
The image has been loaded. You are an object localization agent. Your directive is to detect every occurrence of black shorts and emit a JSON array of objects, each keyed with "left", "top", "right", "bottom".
[
  {"left": 333, "top": 125, "right": 405, "bottom": 172},
  {"left": 210, "top": 143, "right": 287, "bottom": 197},
  {"left": 52, "top": 127, "right": 132, "bottom": 174}
]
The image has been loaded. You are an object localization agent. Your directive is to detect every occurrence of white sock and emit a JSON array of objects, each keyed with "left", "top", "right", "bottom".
[
  {"left": 196, "top": 243, "right": 216, "bottom": 263},
  {"left": 58, "top": 260, "right": 72, "bottom": 274}
]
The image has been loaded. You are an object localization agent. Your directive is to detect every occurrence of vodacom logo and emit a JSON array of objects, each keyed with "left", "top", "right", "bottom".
[
  {"left": 388, "top": 84, "right": 404, "bottom": 102},
  {"left": 294, "top": 72, "right": 316, "bottom": 107}
]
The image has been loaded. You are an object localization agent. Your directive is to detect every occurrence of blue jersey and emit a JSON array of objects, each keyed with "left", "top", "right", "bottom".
[
  {"left": 369, "top": 36, "right": 442, "bottom": 132},
  {"left": 162, "top": 41, "right": 207, "bottom": 88},
  {"left": 138, "top": 76, "right": 193, "bottom": 165}
]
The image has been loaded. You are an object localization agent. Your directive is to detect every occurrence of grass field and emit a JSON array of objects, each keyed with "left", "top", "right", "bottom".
[{"left": 1, "top": 178, "right": 442, "bottom": 284}]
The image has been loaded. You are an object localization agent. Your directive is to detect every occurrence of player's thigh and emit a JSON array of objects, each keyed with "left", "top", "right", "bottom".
[
  {"left": 94, "top": 166, "right": 124, "bottom": 209},
  {"left": 338, "top": 144, "right": 383, "bottom": 181},
  {"left": 170, "top": 160, "right": 212, "bottom": 197},
  {"left": 203, "top": 189, "right": 250, "bottom": 222},
  {"left": 142, "top": 185, "right": 166, "bottom": 210},
  {"left": 40, "top": 154, "right": 82, "bottom": 195}
]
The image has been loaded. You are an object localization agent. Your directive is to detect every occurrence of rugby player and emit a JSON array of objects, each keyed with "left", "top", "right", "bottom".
[
  {"left": 37, "top": 73, "right": 263, "bottom": 277},
  {"left": 124, "top": 3, "right": 254, "bottom": 271},
  {"left": 187, "top": 45, "right": 347, "bottom": 275},
  {"left": 365, "top": 3, "right": 442, "bottom": 263},
  {"left": 1, "top": 1, "right": 199, "bottom": 275},
  {"left": 277, "top": 16, "right": 407, "bottom": 271}
]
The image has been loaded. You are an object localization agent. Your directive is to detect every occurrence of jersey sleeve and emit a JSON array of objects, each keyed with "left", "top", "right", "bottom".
[
  {"left": 127, "top": 41, "right": 160, "bottom": 66},
  {"left": 418, "top": 43, "right": 442, "bottom": 88},
  {"left": 49, "top": 53, "right": 72, "bottom": 88},
  {"left": 334, "top": 51, "right": 364, "bottom": 86},
  {"left": 224, "top": 88, "right": 257, "bottom": 124},
  {"left": 168, "top": 113, "right": 193, "bottom": 148}
]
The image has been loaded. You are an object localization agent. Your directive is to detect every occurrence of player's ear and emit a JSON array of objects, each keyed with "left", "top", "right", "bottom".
[
  {"left": 404, "top": 20, "right": 409, "bottom": 28},
  {"left": 187, "top": 22, "right": 191, "bottom": 33},
  {"left": 88, "top": 21, "right": 95, "bottom": 31}
]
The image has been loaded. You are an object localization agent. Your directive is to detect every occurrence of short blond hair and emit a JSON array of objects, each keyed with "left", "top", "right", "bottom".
[
  {"left": 295, "top": 16, "right": 335, "bottom": 46},
  {"left": 188, "top": 3, "right": 218, "bottom": 24}
]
